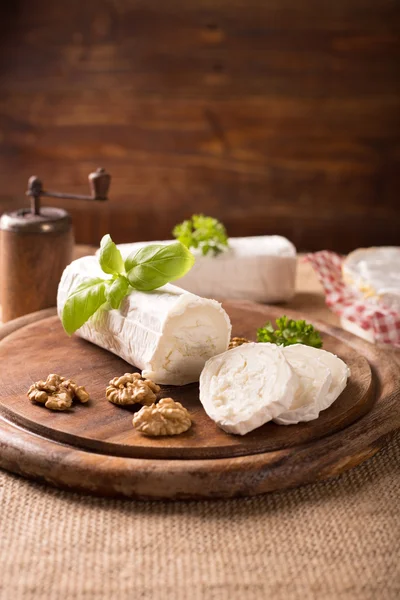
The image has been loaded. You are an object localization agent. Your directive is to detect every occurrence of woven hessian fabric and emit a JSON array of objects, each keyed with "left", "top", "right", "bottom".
[
  {"left": 1, "top": 431, "right": 399, "bottom": 600},
  {"left": 1, "top": 254, "right": 399, "bottom": 599}
]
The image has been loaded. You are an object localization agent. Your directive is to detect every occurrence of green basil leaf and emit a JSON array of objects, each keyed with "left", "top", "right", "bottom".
[
  {"left": 125, "top": 242, "right": 195, "bottom": 291},
  {"left": 99, "top": 234, "right": 124, "bottom": 275},
  {"left": 61, "top": 278, "right": 107, "bottom": 336},
  {"left": 106, "top": 275, "right": 130, "bottom": 310}
]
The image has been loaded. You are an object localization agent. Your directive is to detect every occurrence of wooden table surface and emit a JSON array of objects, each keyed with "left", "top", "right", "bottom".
[
  {"left": 71, "top": 244, "right": 341, "bottom": 326},
  {"left": 0, "top": 243, "right": 340, "bottom": 329},
  {"left": 0, "top": 244, "right": 337, "bottom": 326},
  {"left": 39, "top": 245, "right": 399, "bottom": 366}
]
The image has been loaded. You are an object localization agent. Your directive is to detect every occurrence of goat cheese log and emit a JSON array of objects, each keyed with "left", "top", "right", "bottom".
[
  {"left": 57, "top": 256, "right": 232, "bottom": 385},
  {"left": 199, "top": 343, "right": 298, "bottom": 435},
  {"left": 106, "top": 236, "right": 297, "bottom": 303},
  {"left": 273, "top": 345, "right": 349, "bottom": 425}
]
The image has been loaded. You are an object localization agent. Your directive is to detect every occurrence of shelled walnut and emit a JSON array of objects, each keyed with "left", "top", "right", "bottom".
[
  {"left": 228, "top": 337, "right": 250, "bottom": 349},
  {"left": 27, "top": 373, "right": 90, "bottom": 411},
  {"left": 133, "top": 398, "right": 192, "bottom": 436},
  {"left": 106, "top": 373, "right": 160, "bottom": 406}
]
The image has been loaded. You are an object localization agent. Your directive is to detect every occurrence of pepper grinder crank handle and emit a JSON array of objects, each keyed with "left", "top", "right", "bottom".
[
  {"left": 26, "top": 167, "right": 111, "bottom": 215},
  {"left": 0, "top": 167, "right": 111, "bottom": 323}
]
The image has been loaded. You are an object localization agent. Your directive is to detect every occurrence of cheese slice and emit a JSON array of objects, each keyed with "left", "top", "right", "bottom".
[
  {"left": 57, "top": 256, "right": 232, "bottom": 385},
  {"left": 105, "top": 236, "right": 296, "bottom": 303},
  {"left": 273, "top": 345, "right": 332, "bottom": 424},
  {"left": 199, "top": 342, "right": 298, "bottom": 435},
  {"left": 274, "top": 345, "right": 349, "bottom": 424},
  {"left": 343, "top": 246, "right": 400, "bottom": 312}
]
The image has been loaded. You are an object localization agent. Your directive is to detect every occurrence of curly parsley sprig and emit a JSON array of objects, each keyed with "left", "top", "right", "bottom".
[
  {"left": 257, "top": 316, "right": 323, "bottom": 348},
  {"left": 172, "top": 214, "right": 229, "bottom": 256}
]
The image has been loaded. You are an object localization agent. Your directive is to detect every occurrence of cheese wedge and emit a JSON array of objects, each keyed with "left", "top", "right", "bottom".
[
  {"left": 343, "top": 246, "right": 400, "bottom": 312},
  {"left": 341, "top": 247, "right": 400, "bottom": 344},
  {"left": 57, "top": 256, "right": 232, "bottom": 385},
  {"left": 199, "top": 342, "right": 298, "bottom": 435},
  {"left": 273, "top": 344, "right": 348, "bottom": 425},
  {"left": 107, "top": 236, "right": 296, "bottom": 303}
]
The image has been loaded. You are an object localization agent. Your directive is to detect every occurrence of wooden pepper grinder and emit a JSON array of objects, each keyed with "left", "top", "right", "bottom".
[{"left": 0, "top": 168, "right": 111, "bottom": 322}]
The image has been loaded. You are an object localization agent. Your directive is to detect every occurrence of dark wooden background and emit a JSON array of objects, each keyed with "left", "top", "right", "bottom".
[{"left": 0, "top": 0, "right": 399, "bottom": 252}]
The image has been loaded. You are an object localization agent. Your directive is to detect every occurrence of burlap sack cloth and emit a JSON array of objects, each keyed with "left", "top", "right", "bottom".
[{"left": 0, "top": 257, "right": 399, "bottom": 600}]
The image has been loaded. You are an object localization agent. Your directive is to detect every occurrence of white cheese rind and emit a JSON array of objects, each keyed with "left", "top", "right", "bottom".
[
  {"left": 341, "top": 247, "right": 400, "bottom": 345},
  {"left": 297, "top": 346, "right": 350, "bottom": 409},
  {"left": 273, "top": 345, "right": 333, "bottom": 424},
  {"left": 199, "top": 342, "right": 298, "bottom": 435},
  {"left": 105, "top": 236, "right": 296, "bottom": 303},
  {"left": 274, "top": 344, "right": 349, "bottom": 424},
  {"left": 57, "top": 256, "right": 232, "bottom": 385}
]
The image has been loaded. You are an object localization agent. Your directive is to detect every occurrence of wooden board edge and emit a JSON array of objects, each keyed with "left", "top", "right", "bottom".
[
  {"left": 0, "top": 352, "right": 376, "bottom": 461},
  {"left": 0, "top": 394, "right": 398, "bottom": 500},
  {"left": 0, "top": 309, "right": 380, "bottom": 461},
  {"left": 0, "top": 306, "right": 399, "bottom": 500},
  {"left": 0, "top": 308, "right": 57, "bottom": 340}
]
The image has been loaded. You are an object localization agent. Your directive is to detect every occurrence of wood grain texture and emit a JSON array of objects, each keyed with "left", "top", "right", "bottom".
[
  {"left": 0, "top": 1, "right": 399, "bottom": 252},
  {"left": 0, "top": 303, "right": 399, "bottom": 500},
  {"left": 0, "top": 228, "right": 74, "bottom": 321}
]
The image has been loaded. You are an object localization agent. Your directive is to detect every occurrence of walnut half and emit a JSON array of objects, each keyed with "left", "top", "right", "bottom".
[
  {"left": 106, "top": 373, "right": 160, "bottom": 406},
  {"left": 27, "top": 373, "right": 90, "bottom": 411},
  {"left": 228, "top": 336, "right": 250, "bottom": 349},
  {"left": 133, "top": 398, "right": 192, "bottom": 436}
]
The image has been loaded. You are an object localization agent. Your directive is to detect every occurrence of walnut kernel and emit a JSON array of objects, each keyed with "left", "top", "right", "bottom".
[
  {"left": 228, "top": 337, "right": 250, "bottom": 349},
  {"left": 133, "top": 398, "right": 192, "bottom": 436},
  {"left": 106, "top": 373, "right": 160, "bottom": 406},
  {"left": 27, "top": 373, "right": 89, "bottom": 411},
  {"left": 43, "top": 390, "right": 73, "bottom": 411},
  {"left": 64, "top": 380, "right": 90, "bottom": 403}
]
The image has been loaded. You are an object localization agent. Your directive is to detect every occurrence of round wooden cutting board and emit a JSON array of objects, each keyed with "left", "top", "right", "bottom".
[{"left": 0, "top": 302, "right": 399, "bottom": 500}]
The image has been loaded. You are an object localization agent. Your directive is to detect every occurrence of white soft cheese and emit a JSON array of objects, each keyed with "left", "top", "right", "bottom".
[
  {"left": 340, "top": 247, "right": 400, "bottom": 345},
  {"left": 306, "top": 346, "right": 350, "bottom": 408},
  {"left": 343, "top": 246, "right": 400, "bottom": 313},
  {"left": 199, "top": 342, "right": 298, "bottom": 435},
  {"left": 57, "top": 256, "right": 232, "bottom": 385},
  {"left": 273, "top": 344, "right": 345, "bottom": 425},
  {"left": 103, "top": 236, "right": 296, "bottom": 303}
]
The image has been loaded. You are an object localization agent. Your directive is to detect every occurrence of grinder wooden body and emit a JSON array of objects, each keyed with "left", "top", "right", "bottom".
[
  {"left": 0, "top": 208, "right": 73, "bottom": 322},
  {"left": 0, "top": 167, "right": 110, "bottom": 323}
]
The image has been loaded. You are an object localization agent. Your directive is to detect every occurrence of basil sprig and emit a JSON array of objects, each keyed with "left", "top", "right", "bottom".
[{"left": 62, "top": 235, "right": 195, "bottom": 335}]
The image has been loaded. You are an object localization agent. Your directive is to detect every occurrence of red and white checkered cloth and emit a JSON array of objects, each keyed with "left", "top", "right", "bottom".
[{"left": 305, "top": 251, "right": 400, "bottom": 348}]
